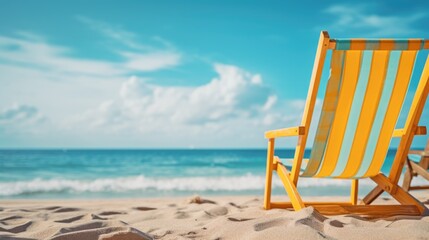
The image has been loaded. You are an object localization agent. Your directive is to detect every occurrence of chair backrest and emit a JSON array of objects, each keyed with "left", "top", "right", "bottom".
[{"left": 300, "top": 32, "right": 429, "bottom": 179}]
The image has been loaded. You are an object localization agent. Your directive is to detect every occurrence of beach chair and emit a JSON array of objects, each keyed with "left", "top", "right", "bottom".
[
  {"left": 263, "top": 31, "right": 429, "bottom": 217},
  {"left": 402, "top": 139, "right": 429, "bottom": 191}
]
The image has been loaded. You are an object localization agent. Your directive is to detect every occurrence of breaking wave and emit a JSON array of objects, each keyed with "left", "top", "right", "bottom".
[{"left": 0, "top": 173, "right": 396, "bottom": 196}]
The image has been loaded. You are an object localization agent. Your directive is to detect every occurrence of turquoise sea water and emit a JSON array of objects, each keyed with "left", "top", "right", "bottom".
[{"left": 0, "top": 149, "right": 410, "bottom": 199}]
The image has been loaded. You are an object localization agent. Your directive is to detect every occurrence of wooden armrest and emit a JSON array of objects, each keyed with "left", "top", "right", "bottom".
[
  {"left": 265, "top": 126, "right": 305, "bottom": 139},
  {"left": 392, "top": 126, "right": 427, "bottom": 137}
]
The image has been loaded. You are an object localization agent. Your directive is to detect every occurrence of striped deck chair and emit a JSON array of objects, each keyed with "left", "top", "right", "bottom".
[
  {"left": 403, "top": 138, "right": 429, "bottom": 191},
  {"left": 263, "top": 31, "right": 429, "bottom": 217}
]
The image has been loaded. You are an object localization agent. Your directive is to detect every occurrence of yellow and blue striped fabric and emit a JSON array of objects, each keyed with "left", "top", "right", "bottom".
[
  {"left": 334, "top": 39, "right": 429, "bottom": 50},
  {"left": 301, "top": 38, "right": 426, "bottom": 179}
]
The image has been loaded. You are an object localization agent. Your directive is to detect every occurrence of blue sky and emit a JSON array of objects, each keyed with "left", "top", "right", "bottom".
[{"left": 0, "top": 0, "right": 429, "bottom": 148}]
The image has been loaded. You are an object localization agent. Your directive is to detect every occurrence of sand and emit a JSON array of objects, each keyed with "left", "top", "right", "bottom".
[{"left": 1, "top": 194, "right": 429, "bottom": 240}]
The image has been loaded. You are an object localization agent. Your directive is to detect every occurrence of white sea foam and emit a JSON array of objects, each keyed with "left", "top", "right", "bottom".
[{"left": 0, "top": 174, "right": 421, "bottom": 196}]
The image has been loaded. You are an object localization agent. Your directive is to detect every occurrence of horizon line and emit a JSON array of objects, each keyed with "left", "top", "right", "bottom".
[{"left": 0, "top": 147, "right": 408, "bottom": 151}]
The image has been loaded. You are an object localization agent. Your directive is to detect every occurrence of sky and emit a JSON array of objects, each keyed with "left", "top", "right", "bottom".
[{"left": 0, "top": 0, "right": 429, "bottom": 148}]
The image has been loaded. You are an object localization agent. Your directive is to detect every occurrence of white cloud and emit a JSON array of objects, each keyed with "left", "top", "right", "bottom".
[
  {"left": 325, "top": 4, "right": 426, "bottom": 36},
  {"left": 0, "top": 61, "right": 313, "bottom": 147},
  {"left": 82, "top": 63, "right": 272, "bottom": 126},
  {"left": 121, "top": 51, "right": 181, "bottom": 72},
  {"left": 76, "top": 16, "right": 152, "bottom": 51},
  {"left": 0, "top": 35, "right": 124, "bottom": 77},
  {"left": 76, "top": 16, "right": 182, "bottom": 72},
  {"left": 64, "top": 63, "right": 308, "bottom": 147},
  {"left": 76, "top": 16, "right": 177, "bottom": 52},
  {"left": 0, "top": 33, "right": 181, "bottom": 78}
]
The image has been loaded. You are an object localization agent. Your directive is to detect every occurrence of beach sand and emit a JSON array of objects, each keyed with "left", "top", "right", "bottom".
[{"left": 1, "top": 193, "right": 429, "bottom": 240}]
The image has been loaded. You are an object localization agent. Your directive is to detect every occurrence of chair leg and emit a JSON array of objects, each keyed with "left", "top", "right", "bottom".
[
  {"left": 410, "top": 160, "right": 429, "bottom": 181},
  {"left": 362, "top": 186, "right": 383, "bottom": 205},
  {"left": 263, "top": 139, "right": 275, "bottom": 210},
  {"left": 276, "top": 160, "right": 305, "bottom": 210},
  {"left": 402, "top": 159, "right": 414, "bottom": 191},
  {"left": 371, "top": 173, "right": 428, "bottom": 215},
  {"left": 351, "top": 179, "right": 358, "bottom": 205},
  {"left": 363, "top": 157, "right": 416, "bottom": 204}
]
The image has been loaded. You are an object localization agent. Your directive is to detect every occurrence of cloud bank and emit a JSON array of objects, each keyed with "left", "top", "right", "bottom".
[
  {"left": 63, "top": 63, "right": 306, "bottom": 147},
  {"left": 0, "top": 18, "right": 309, "bottom": 148}
]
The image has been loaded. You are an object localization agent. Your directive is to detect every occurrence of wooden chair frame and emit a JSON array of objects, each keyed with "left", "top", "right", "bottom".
[
  {"left": 403, "top": 140, "right": 429, "bottom": 191},
  {"left": 263, "top": 31, "right": 429, "bottom": 217}
]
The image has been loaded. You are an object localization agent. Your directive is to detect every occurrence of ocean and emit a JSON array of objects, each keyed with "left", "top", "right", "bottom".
[{"left": 0, "top": 149, "right": 422, "bottom": 199}]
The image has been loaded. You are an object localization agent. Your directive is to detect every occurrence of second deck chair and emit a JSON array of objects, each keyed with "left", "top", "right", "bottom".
[
  {"left": 402, "top": 139, "right": 429, "bottom": 191},
  {"left": 264, "top": 31, "right": 429, "bottom": 217}
]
